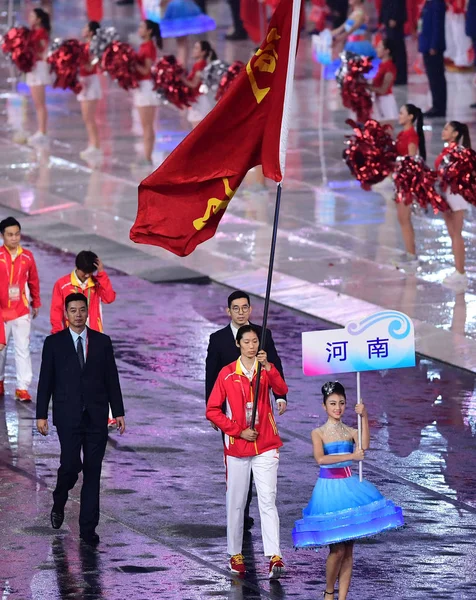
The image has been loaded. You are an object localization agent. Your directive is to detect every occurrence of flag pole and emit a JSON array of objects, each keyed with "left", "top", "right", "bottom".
[
  {"left": 357, "top": 371, "right": 363, "bottom": 482},
  {"left": 250, "top": 182, "right": 282, "bottom": 429},
  {"left": 250, "top": 0, "right": 301, "bottom": 430}
]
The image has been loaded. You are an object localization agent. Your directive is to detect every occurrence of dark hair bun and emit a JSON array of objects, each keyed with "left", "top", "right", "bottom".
[{"left": 322, "top": 381, "right": 346, "bottom": 403}]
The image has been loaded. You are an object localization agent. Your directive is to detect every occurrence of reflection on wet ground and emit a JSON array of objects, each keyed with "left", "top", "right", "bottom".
[{"left": 1, "top": 239, "right": 476, "bottom": 599}]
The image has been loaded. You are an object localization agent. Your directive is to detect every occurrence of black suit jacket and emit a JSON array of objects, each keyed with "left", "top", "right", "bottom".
[
  {"left": 379, "top": 0, "right": 407, "bottom": 27},
  {"left": 36, "top": 327, "right": 125, "bottom": 428},
  {"left": 205, "top": 323, "right": 286, "bottom": 403}
]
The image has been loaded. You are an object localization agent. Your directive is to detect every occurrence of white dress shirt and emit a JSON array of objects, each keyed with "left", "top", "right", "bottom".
[{"left": 69, "top": 327, "right": 87, "bottom": 362}]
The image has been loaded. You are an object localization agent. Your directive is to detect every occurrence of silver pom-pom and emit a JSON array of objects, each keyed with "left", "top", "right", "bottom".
[
  {"left": 89, "top": 27, "right": 119, "bottom": 64},
  {"left": 202, "top": 60, "right": 229, "bottom": 93},
  {"left": 48, "top": 37, "right": 63, "bottom": 57}
]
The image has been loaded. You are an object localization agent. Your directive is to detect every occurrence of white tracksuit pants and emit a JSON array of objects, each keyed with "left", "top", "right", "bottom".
[
  {"left": 226, "top": 448, "right": 281, "bottom": 557},
  {"left": 0, "top": 314, "right": 33, "bottom": 389}
]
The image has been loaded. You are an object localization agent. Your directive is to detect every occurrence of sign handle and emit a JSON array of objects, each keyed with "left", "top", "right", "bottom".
[{"left": 357, "top": 371, "right": 363, "bottom": 482}]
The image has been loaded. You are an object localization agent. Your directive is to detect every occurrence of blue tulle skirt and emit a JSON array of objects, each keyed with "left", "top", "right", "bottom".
[
  {"left": 293, "top": 472, "right": 404, "bottom": 548},
  {"left": 145, "top": 0, "right": 216, "bottom": 38},
  {"left": 345, "top": 39, "right": 376, "bottom": 58}
]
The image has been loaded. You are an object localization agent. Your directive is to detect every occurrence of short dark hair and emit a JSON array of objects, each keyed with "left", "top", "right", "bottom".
[
  {"left": 0, "top": 217, "right": 21, "bottom": 234},
  {"left": 65, "top": 292, "right": 88, "bottom": 310},
  {"left": 321, "top": 381, "right": 346, "bottom": 404},
  {"left": 236, "top": 324, "right": 260, "bottom": 344},
  {"left": 228, "top": 290, "right": 251, "bottom": 309},
  {"left": 75, "top": 250, "right": 98, "bottom": 273}
]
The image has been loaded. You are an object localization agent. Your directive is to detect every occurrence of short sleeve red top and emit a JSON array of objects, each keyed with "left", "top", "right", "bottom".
[
  {"left": 396, "top": 127, "right": 419, "bottom": 157},
  {"left": 187, "top": 59, "right": 207, "bottom": 96},
  {"left": 373, "top": 60, "right": 397, "bottom": 96},
  {"left": 137, "top": 41, "right": 157, "bottom": 81},
  {"left": 79, "top": 43, "right": 98, "bottom": 77},
  {"left": 434, "top": 145, "right": 454, "bottom": 170},
  {"left": 31, "top": 27, "right": 49, "bottom": 60}
]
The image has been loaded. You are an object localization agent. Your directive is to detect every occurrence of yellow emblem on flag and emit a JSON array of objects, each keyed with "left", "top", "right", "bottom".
[
  {"left": 246, "top": 28, "right": 281, "bottom": 104},
  {"left": 193, "top": 178, "right": 237, "bottom": 231}
]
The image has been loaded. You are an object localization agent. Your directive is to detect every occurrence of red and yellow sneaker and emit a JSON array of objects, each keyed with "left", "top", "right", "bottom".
[
  {"left": 229, "top": 553, "right": 246, "bottom": 575},
  {"left": 268, "top": 555, "right": 285, "bottom": 579},
  {"left": 15, "top": 389, "right": 32, "bottom": 402},
  {"left": 0, "top": 381, "right": 4, "bottom": 396}
]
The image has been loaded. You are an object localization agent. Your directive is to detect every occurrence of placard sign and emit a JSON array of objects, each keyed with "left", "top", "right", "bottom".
[{"left": 302, "top": 311, "right": 415, "bottom": 376}]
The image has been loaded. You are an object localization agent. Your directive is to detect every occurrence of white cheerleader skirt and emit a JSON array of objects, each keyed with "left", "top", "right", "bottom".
[
  {"left": 133, "top": 79, "right": 160, "bottom": 108},
  {"left": 373, "top": 94, "right": 399, "bottom": 121},
  {"left": 26, "top": 60, "right": 52, "bottom": 87},
  {"left": 77, "top": 74, "right": 102, "bottom": 102},
  {"left": 446, "top": 192, "right": 469, "bottom": 212},
  {"left": 187, "top": 93, "right": 213, "bottom": 123}
]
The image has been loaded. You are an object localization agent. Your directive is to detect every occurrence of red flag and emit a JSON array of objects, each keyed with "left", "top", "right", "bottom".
[{"left": 130, "top": 0, "right": 301, "bottom": 257}]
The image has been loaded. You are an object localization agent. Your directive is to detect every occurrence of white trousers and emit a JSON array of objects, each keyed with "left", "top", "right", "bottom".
[
  {"left": 0, "top": 314, "right": 33, "bottom": 389},
  {"left": 445, "top": 12, "right": 472, "bottom": 67},
  {"left": 226, "top": 448, "right": 281, "bottom": 557}
]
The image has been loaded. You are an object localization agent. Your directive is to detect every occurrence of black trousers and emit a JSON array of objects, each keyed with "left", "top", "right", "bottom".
[
  {"left": 327, "top": 0, "right": 349, "bottom": 29},
  {"left": 195, "top": 0, "right": 207, "bottom": 13},
  {"left": 385, "top": 25, "right": 407, "bottom": 85},
  {"left": 228, "top": 0, "right": 246, "bottom": 35},
  {"left": 53, "top": 411, "right": 108, "bottom": 534},
  {"left": 423, "top": 51, "right": 447, "bottom": 115}
]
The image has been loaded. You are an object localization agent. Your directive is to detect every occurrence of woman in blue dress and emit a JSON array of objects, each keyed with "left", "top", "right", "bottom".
[
  {"left": 331, "top": 0, "right": 376, "bottom": 58},
  {"left": 292, "top": 382, "right": 403, "bottom": 599}
]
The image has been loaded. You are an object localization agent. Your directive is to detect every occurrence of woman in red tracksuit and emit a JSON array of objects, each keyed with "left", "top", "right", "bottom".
[{"left": 206, "top": 324, "right": 288, "bottom": 580}]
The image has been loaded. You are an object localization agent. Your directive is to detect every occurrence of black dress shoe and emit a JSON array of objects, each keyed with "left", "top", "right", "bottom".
[
  {"left": 244, "top": 516, "right": 254, "bottom": 530},
  {"left": 116, "top": 0, "right": 133, "bottom": 5},
  {"left": 50, "top": 508, "right": 64, "bottom": 530},
  {"left": 470, "top": 103, "right": 476, "bottom": 109},
  {"left": 423, "top": 108, "right": 446, "bottom": 118},
  {"left": 80, "top": 532, "right": 100, "bottom": 546},
  {"left": 225, "top": 31, "right": 248, "bottom": 41}
]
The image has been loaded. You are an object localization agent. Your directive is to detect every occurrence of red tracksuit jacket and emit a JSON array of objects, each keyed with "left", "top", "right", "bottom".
[
  {"left": 0, "top": 245, "right": 41, "bottom": 322},
  {"left": 50, "top": 270, "right": 116, "bottom": 333},
  {"left": 206, "top": 359, "right": 288, "bottom": 458}
]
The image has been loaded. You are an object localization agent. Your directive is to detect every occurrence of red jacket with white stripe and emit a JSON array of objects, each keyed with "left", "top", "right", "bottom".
[
  {"left": 50, "top": 270, "right": 116, "bottom": 334},
  {"left": 0, "top": 245, "right": 41, "bottom": 322},
  {"left": 206, "top": 359, "right": 288, "bottom": 458}
]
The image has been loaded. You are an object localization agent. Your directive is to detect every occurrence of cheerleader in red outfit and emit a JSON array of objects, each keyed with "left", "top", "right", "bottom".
[
  {"left": 26, "top": 8, "right": 52, "bottom": 147},
  {"left": 436, "top": 121, "right": 472, "bottom": 288},
  {"left": 183, "top": 40, "right": 216, "bottom": 128},
  {"left": 394, "top": 104, "right": 426, "bottom": 268},
  {"left": 78, "top": 21, "right": 103, "bottom": 163},
  {"left": 371, "top": 39, "right": 398, "bottom": 124},
  {"left": 133, "top": 20, "right": 162, "bottom": 166}
]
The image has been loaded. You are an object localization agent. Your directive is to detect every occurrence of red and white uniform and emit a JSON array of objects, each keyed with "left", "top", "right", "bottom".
[
  {"left": 0, "top": 245, "right": 41, "bottom": 390},
  {"left": 372, "top": 59, "right": 398, "bottom": 121},
  {"left": 435, "top": 145, "right": 469, "bottom": 211},
  {"left": 396, "top": 127, "right": 419, "bottom": 157},
  {"left": 77, "top": 43, "right": 102, "bottom": 102},
  {"left": 207, "top": 359, "right": 288, "bottom": 557},
  {"left": 133, "top": 40, "right": 159, "bottom": 107},
  {"left": 187, "top": 59, "right": 213, "bottom": 124},
  {"left": 50, "top": 269, "right": 116, "bottom": 334},
  {"left": 445, "top": 0, "right": 472, "bottom": 67},
  {"left": 26, "top": 27, "right": 51, "bottom": 87}
]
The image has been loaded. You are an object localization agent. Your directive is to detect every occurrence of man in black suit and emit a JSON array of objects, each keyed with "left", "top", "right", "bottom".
[
  {"left": 379, "top": 0, "right": 408, "bottom": 85},
  {"left": 206, "top": 290, "right": 286, "bottom": 528},
  {"left": 36, "top": 293, "right": 125, "bottom": 546}
]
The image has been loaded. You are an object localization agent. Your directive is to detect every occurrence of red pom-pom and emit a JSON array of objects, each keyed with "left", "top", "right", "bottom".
[
  {"left": 153, "top": 55, "right": 196, "bottom": 109},
  {"left": 47, "top": 39, "right": 87, "bottom": 94},
  {"left": 438, "top": 143, "right": 476, "bottom": 207},
  {"left": 343, "top": 118, "right": 397, "bottom": 190},
  {"left": 101, "top": 42, "right": 139, "bottom": 91},
  {"left": 394, "top": 156, "right": 450, "bottom": 214},
  {"left": 340, "top": 56, "right": 373, "bottom": 123},
  {"left": 1, "top": 27, "right": 36, "bottom": 73},
  {"left": 215, "top": 61, "right": 244, "bottom": 102}
]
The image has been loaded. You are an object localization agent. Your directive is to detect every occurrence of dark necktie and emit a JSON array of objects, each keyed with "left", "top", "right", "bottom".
[{"left": 77, "top": 336, "right": 85, "bottom": 370}]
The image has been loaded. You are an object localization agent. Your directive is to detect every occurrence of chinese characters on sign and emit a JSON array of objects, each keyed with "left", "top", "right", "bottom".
[{"left": 303, "top": 311, "right": 415, "bottom": 376}]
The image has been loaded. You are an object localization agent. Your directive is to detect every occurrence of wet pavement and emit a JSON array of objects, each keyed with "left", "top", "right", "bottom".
[{"left": 1, "top": 238, "right": 476, "bottom": 599}]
